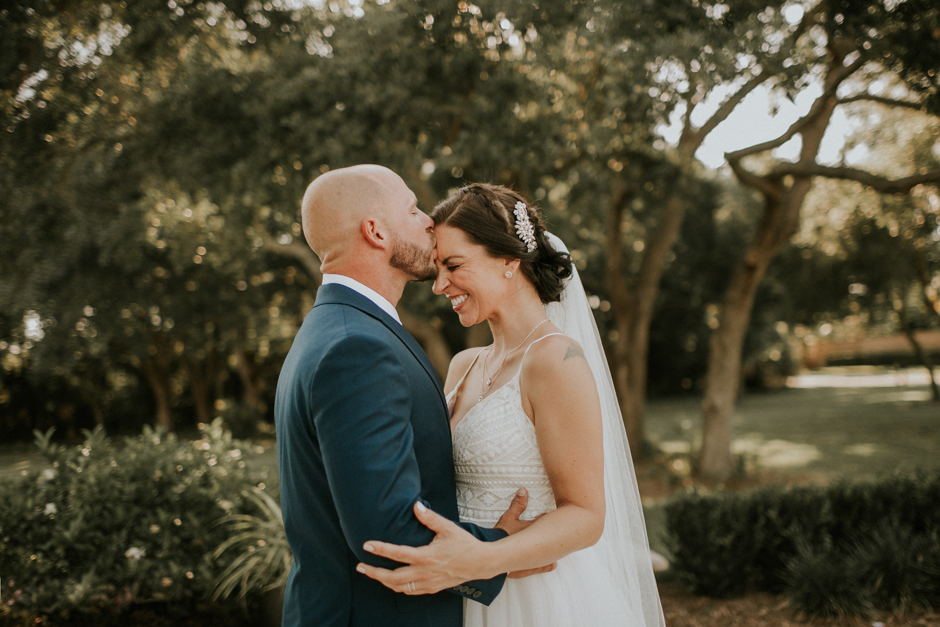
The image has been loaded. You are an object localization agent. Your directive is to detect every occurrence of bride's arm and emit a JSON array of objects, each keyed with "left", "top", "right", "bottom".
[{"left": 474, "top": 335, "right": 606, "bottom": 575}]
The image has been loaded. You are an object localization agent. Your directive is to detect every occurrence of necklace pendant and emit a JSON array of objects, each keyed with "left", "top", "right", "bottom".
[
  {"left": 478, "top": 395, "right": 483, "bottom": 402},
  {"left": 485, "top": 378, "right": 491, "bottom": 386}
]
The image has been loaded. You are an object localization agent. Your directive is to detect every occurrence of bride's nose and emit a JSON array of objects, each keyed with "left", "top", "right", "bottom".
[{"left": 432, "top": 272, "right": 448, "bottom": 295}]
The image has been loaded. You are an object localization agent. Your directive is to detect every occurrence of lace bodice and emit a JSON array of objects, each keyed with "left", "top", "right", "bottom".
[{"left": 447, "top": 336, "right": 561, "bottom": 525}]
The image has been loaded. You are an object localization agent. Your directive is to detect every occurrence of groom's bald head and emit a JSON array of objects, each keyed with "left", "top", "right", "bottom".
[{"left": 301, "top": 165, "right": 405, "bottom": 264}]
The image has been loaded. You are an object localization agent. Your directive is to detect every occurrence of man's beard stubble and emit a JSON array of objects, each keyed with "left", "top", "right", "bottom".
[{"left": 389, "top": 235, "right": 438, "bottom": 282}]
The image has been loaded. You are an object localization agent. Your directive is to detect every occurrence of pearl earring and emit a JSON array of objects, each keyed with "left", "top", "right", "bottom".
[{"left": 504, "top": 271, "right": 513, "bottom": 279}]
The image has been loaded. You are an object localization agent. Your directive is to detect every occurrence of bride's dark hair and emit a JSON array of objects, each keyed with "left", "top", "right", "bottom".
[{"left": 431, "top": 183, "right": 572, "bottom": 303}]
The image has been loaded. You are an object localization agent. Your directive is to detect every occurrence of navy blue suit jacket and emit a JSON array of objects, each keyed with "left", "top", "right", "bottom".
[{"left": 275, "top": 283, "right": 507, "bottom": 627}]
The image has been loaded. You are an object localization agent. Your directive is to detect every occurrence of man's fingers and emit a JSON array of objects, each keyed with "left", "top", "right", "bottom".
[
  {"left": 413, "top": 500, "right": 458, "bottom": 535},
  {"left": 356, "top": 563, "right": 424, "bottom": 594},
  {"left": 506, "top": 562, "right": 557, "bottom": 579},
  {"left": 362, "top": 540, "right": 423, "bottom": 565}
]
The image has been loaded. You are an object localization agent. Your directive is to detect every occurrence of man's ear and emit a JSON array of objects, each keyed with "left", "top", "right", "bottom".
[{"left": 361, "top": 217, "right": 388, "bottom": 250}]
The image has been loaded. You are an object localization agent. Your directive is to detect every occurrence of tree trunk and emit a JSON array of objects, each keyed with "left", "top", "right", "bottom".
[
  {"left": 186, "top": 348, "right": 219, "bottom": 425},
  {"left": 626, "top": 192, "right": 690, "bottom": 457},
  {"left": 898, "top": 285, "right": 940, "bottom": 402},
  {"left": 700, "top": 172, "right": 818, "bottom": 478},
  {"left": 916, "top": 253, "right": 940, "bottom": 327},
  {"left": 606, "top": 179, "right": 640, "bottom": 455},
  {"left": 89, "top": 395, "right": 104, "bottom": 428},
  {"left": 235, "top": 346, "right": 265, "bottom": 411},
  {"left": 142, "top": 357, "right": 173, "bottom": 431},
  {"left": 607, "top": 175, "right": 691, "bottom": 459},
  {"left": 698, "top": 51, "right": 846, "bottom": 480}
]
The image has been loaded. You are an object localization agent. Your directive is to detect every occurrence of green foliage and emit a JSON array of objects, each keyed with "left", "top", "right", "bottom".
[
  {"left": 785, "top": 522, "right": 940, "bottom": 618},
  {"left": 665, "top": 472, "right": 940, "bottom": 616},
  {"left": 783, "top": 538, "right": 874, "bottom": 618},
  {"left": 216, "top": 399, "right": 264, "bottom": 441},
  {"left": 212, "top": 488, "right": 292, "bottom": 601},
  {"left": 0, "top": 419, "right": 264, "bottom": 623},
  {"left": 663, "top": 489, "right": 765, "bottom": 597}
]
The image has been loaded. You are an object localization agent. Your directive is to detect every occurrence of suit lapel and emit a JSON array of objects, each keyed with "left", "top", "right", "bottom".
[{"left": 314, "top": 284, "right": 448, "bottom": 409}]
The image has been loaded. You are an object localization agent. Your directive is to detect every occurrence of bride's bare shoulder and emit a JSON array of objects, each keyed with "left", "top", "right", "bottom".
[
  {"left": 526, "top": 333, "right": 585, "bottom": 366},
  {"left": 521, "top": 334, "right": 591, "bottom": 389}
]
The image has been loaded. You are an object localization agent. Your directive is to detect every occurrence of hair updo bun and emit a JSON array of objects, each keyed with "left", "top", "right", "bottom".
[{"left": 431, "top": 183, "right": 572, "bottom": 303}]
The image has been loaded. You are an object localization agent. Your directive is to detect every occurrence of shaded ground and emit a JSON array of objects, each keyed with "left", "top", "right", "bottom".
[{"left": 658, "top": 581, "right": 940, "bottom": 627}]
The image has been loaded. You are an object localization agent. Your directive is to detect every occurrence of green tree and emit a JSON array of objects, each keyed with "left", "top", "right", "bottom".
[{"left": 700, "top": 0, "right": 940, "bottom": 479}]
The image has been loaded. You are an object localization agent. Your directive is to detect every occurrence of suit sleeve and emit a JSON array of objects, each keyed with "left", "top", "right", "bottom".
[{"left": 311, "top": 333, "right": 506, "bottom": 605}]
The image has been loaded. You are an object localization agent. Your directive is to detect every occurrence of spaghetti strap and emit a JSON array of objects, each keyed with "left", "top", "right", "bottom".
[
  {"left": 520, "top": 332, "right": 565, "bottom": 366},
  {"left": 449, "top": 347, "right": 486, "bottom": 400}
]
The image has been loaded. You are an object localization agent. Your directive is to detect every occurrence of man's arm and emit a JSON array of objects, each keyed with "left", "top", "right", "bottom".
[{"left": 312, "top": 333, "right": 506, "bottom": 603}]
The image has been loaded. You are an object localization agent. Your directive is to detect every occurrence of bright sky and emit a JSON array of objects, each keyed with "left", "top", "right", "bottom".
[{"left": 658, "top": 80, "right": 856, "bottom": 170}]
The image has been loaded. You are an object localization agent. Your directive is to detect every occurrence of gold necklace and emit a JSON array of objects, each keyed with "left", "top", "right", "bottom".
[{"left": 478, "top": 319, "right": 550, "bottom": 402}]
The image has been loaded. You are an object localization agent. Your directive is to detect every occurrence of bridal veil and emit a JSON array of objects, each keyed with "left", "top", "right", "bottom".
[{"left": 543, "top": 232, "right": 666, "bottom": 627}]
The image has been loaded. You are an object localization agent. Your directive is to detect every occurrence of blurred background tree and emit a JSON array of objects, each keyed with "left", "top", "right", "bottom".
[{"left": 1, "top": 0, "right": 938, "bottom": 484}]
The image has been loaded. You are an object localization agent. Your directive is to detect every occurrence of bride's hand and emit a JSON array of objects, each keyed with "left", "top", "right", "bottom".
[{"left": 496, "top": 488, "right": 557, "bottom": 579}]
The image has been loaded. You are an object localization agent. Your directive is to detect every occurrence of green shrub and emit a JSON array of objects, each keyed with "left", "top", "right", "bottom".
[
  {"left": 784, "top": 538, "right": 873, "bottom": 618},
  {"left": 0, "top": 420, "right": 267, "bottom": 624},
  {"left": 663, "top": 491, "right": 760, "bottom": 597},
  {"left": 664, "top": 472, "right": 940, "bottom": 617},
  {"left": 215, "top": 399, "right": 265, "bottom": 441},
  {"left": 212, "top": 488, "right": 293, "bottom": 601}
]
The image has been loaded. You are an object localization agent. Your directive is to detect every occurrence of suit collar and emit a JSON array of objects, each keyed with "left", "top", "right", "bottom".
[{"left": 314, "top": 284, "right": 446, "bottom": 407}]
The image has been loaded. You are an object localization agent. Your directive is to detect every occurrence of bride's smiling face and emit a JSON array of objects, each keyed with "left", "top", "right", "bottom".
[{"left": 432, "top": 224, "right": 517, "bottom": 326}]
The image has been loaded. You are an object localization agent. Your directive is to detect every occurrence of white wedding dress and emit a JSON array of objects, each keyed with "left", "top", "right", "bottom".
[
  {"left": 448, "top": 339, "right": 637, "bottom": 626},
  {"left": 447, "top": 233, "right": 665, "bottom": 627}
]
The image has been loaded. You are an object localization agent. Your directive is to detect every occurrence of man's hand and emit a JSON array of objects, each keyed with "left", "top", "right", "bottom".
[
  {"left": 357, "top": 490, "right": 555, "bottom": 594},
  {"left": 356, "top": 501, "right": 486, "bottom": 595}
]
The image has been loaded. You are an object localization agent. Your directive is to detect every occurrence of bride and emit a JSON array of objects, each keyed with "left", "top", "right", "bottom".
[{"left": 359, "top": 183, "right": 665, "bottom": 626}]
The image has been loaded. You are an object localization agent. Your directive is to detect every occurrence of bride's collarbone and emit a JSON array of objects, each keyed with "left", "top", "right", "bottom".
[{"left": 450, "top": 357, "right": 536, "bottom": 431}]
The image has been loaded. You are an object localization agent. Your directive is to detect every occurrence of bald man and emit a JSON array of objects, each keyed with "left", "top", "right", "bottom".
[{"left": 275, "top": 166, "right": 517, "bottom": 627}]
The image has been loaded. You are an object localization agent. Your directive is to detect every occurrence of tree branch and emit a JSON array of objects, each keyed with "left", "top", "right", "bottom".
[
  {"left": 682, "top": 0, "right": 820, "bottom": 154},
  {"left": 837, "top": 93, "right": 926, "bottom": 111},
  {"left": 727, "top": 57, "right": 864, "bottom": 162},
  {"left": 691, "top": 69, "right": 771, "bottom": 148},
  {"left": 771, "top": 163, "right": 940, "bottom": 193},
  {"left": 727, "top": 154, "right": 781, "bottom": 198}
]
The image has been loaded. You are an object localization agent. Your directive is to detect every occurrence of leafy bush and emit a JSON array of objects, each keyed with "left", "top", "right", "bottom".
[
  {"left": 0, "top": 419, "right": 267, "bottom": 624},
  {"left": 662, "top": 490, "right": 762, "bottom": 597},
  {"left": 785, "top": 521, "right": 940, "bottom": 617},
  {"left": 212, "top": 488, "right": 292, "bottom": 601},
  {"left": 215, "top": 399, "right": 265, "bottom": 441},
  {"left": 665, "top": 472, "right": 940, "bottom": 616},
  {"left": 784, "top": 538, "right": 874, "bottom": 618}
]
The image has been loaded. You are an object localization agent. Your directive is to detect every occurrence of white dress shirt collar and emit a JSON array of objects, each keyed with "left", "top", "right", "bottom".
[{"left": 321, "top": 274, "right": 402, "bottom": 325}]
